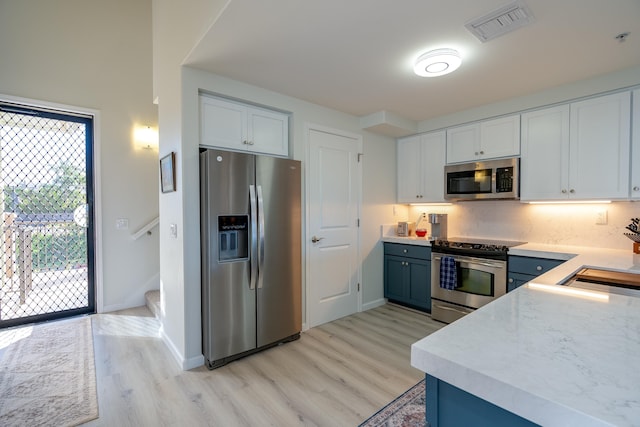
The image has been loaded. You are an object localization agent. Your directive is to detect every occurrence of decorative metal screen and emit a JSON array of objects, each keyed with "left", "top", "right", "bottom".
[{"left": 0, "top": 103, "right": 94, "bottom": 328}]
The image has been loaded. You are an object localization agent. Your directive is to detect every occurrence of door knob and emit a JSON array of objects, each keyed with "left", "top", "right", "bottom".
[{"left": 311, "top": 236, "right": 324, "bottom": 243}]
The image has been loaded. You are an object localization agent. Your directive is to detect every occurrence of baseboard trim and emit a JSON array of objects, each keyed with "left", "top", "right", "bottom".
[
  {"left": 362, "top": 298, "right": 387, "bottom": 311},
  {"left": 159, "top": 325, "right": 205, "bottom": 371}
]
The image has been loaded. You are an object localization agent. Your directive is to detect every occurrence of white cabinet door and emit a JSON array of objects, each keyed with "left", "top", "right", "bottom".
[
  {"left": 446, "top": 123, "right": 478, "bottom": 164},
  {"left": 421, "top": 131, "right": 446, "bottom": 202},
  {"left": 520, "top": 105, "right": 570, "bottom": 201},
  {"left": 200, "top": 95, "right": 289, "bottom": 157},
  {"left": 480, "top": 115, "right": 520, "bottom": 159},
  {"left": 397, "top": 132, "right": 446, "bottom": 203},
  {"left": 200, "top": 95, "right": 247, "bottom": 149},
  {"left": 631, "top": 89, "right": 640, "bottom": 200},
  {"left": 247, "top": 107, "right": 289, "bottom": 156},
  {"left": 569, "top": 92, "right": 630, "bottom": 200},
  {"left": 446, "top": 115, "right": 520, "bottom": 164},
  {"left": 522, "top": 93, "right": 631, "bottom": 201},
  {"left": 397, "top": 135, "right": 423, "bottom": 203}
]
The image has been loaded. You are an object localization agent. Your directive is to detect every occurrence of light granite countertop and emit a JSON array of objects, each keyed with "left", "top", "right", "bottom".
[{"left": 399, "top": 232, "right": 640, "bottom": 426}]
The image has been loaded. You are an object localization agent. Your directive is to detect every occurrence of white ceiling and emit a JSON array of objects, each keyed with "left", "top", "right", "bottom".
[{"left": 184, "top": 0, "right": 640, "bottom": 134}]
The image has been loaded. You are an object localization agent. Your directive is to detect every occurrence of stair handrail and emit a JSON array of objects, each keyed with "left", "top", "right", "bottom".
[{"left": 131, "top": 216, "right": 159, "bottom": 240}]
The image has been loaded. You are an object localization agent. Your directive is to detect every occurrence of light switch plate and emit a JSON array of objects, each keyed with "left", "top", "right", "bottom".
[
  {"left": 116, "top": 218, "right": 129, "bottom": 230},
  {"left": 169, "top": 223, "right": 178, "bottom": 238},
  {"left": 595, "top": 209, "right": 608, "bottom": 225}
]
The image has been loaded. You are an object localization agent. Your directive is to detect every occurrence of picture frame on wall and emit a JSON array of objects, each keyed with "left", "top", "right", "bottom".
[{"left": 160, "top": 152, "right": 176, "bottom": 193}]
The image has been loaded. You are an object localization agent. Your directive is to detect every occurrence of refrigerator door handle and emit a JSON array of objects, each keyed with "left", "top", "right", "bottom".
[
  {"left": 249, "top": 184, "right": 258, "bottom": 290},
  {"left": 257, "top": 185, "right": 265, "bottom": 289}
]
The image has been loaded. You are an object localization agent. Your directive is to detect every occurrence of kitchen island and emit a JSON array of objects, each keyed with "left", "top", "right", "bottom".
[{"left": 411, "top": 247, "right": 640, "bottom": 426}]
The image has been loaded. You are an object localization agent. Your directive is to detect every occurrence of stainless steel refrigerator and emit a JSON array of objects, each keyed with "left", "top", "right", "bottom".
[{"left": 200, "top": 148, "right": 302, "bottom": 369}]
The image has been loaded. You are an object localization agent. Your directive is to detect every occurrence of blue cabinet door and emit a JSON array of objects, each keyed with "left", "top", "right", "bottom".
[
  {"left": 384, "top": 243, "right": 431, "bottom": 312},
  {"left": 507, "top": 255, "right": 564, "bottom": 291},
  {"left": 385, "top": 255, "right": 408, "bottom": 301},
  {"left": 408, "top": 258, "right": 431, "bottom": 311},
  {"left": 426, "top": 375, "right": 538, "bottom": 427},
  {"left": 507, "top": 272, "right": 535, "bottom": 292}
]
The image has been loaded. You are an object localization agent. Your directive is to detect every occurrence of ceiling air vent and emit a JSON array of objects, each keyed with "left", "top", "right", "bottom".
[{"left": 465, "top": 0, "right": 535, "bottom": 42}]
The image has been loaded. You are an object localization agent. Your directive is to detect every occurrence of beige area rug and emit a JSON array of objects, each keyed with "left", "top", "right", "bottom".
[
  {"left": 359, "top": 380, "right": 425, "bottom": 427},
  {"left": 0, "top": 316, "right": 98, "bottom": 426}
]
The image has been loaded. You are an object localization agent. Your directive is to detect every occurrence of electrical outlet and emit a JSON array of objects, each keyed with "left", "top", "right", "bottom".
[
  {"left": 595, "top": 209, "right": 608, "bottom": 225},
  {"left": 169, "top": 223, "right": 178, "bottom": 238}
]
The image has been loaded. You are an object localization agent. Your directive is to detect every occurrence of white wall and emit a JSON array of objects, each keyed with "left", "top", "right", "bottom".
[
  {"left": 0, "top": 0, "right": 159, "bottom": 312},
  {"left": 151, "top": 0, "right": 233, "bottom": 370},
  {"left": 418, "top": 65, "right": 640, "bottom": 132}
]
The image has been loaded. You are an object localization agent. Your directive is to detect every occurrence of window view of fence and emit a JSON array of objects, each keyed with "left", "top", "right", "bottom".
[{"left": 0, "top": 105, "right": 93, "bottom": 326}]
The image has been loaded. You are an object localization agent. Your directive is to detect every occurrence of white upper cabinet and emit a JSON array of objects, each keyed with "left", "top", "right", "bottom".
[
  {"left": 569, "top": 92, "right": 630, "bottom": 200},
  {"left": 421, "top": 131, "right": 447, "bottom": 202},
  {"left": 397, "top": 135, "right": 423, "bottom": 203},
  {"left": 397, "top": 131, "right": 446, "bottom": 203},
  {"left": 200, "top": 95, "right": 289, "bottom": 157},
  {"left": 446, "top": 115, "right": 520, "bottom": 164},
  {"left": 521, "top": 105, "right": 570, "bottom": 201},
  {"left": 631, "top": 90, "right": 640, "bottom": 200},
  {"left": 521, "top": 92, "right": 631, "bottom": 201}
]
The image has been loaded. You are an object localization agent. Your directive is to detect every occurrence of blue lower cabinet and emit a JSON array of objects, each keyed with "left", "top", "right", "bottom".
[
  {"left": 384, "top": 243, "right": 431, "bottom": 312},
  {"left": 508, "top": 255, "right": 565, "bottom": 292},
  {"left": 426, "top": 375, "right": 538, "bottom": 427},
  {"left": 507, "top": 272, "right": 535, "bottom": 292}
]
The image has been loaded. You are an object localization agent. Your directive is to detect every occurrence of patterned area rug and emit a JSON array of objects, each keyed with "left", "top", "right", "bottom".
[
  {"left": 0, "top": 316, "right": 98, "bottom": 426},
  {"left": 359, "top": 380, "right": 425, "bottom": 427}
]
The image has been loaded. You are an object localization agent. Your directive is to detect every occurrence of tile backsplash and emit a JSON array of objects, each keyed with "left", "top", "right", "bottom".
[{"left": 408, "top": 200, "right": 640, "bottom": 250}]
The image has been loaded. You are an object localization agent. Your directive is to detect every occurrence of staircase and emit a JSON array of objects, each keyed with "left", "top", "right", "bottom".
[{"left": 144, "top": 289, "right": 161, "bottom": 319}]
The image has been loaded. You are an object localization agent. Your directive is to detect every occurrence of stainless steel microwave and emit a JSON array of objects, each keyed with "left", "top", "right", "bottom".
[{"left": 444, "top": 157, "right": 519, "bottom": 201}]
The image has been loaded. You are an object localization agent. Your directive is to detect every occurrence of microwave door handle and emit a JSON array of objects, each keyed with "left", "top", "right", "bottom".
[{"left": 492, "top": 169, "right": 497, "bottom": 194}]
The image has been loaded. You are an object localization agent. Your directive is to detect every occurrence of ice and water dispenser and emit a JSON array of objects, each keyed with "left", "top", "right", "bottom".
[{"left": 218, "top": 215, "right": 249, "bottom": 261}]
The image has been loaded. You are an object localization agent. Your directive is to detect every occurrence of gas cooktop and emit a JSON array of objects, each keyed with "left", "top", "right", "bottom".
[{"left": 432, "top": 237, "right": 527, "bottom": 253}]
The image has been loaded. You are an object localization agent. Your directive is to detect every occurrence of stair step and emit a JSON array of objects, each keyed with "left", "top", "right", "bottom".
[{"left": 145, "top": 290, "right": 161, "bottom": 319}]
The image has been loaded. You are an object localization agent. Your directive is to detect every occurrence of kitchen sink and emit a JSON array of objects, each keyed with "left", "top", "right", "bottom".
[{"left": 564, "top": 267, "right": 640, "bottom": 298}]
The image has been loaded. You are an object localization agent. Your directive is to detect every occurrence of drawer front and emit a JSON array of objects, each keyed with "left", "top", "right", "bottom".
[
  {"left": 384, "top": 243, "right": 431, "bottom": 260},
  {"left": 508, "top": 256, "right": 563, "bottom": 276},
  {"left": 507, "top": 272, "right": 536, "bottom": 292}
]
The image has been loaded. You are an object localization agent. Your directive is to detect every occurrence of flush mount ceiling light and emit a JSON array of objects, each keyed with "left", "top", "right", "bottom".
[{"left": 414, "top": 48, "right": 462, "bottom": 77}]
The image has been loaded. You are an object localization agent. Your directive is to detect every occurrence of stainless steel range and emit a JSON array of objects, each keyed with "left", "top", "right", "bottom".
[{"left": 431, "top": 237, "right": 525, "bottom": 323}]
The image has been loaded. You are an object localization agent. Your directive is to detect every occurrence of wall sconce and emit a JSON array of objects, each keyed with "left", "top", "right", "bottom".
[{"left": 134, "top": 125, "right": 159, "bottom": 150}]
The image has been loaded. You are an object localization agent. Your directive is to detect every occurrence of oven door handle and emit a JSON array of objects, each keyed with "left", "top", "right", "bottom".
[{"left": 433, "top": 256, "right": 504, "bottom": 269}]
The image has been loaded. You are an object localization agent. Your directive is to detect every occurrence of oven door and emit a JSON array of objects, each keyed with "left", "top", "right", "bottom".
[{"left": 431, "top": 253, "right": 507, "bottom": 309}]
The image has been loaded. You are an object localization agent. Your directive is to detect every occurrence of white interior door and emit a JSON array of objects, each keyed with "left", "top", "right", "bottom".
[{"left": 307, "top": 125, "right": 361, "bottom": 328}]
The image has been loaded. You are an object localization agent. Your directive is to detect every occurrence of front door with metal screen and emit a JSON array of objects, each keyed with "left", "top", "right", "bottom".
[{"left": 0, "top": 102, "right": 95, "bottom": 328}]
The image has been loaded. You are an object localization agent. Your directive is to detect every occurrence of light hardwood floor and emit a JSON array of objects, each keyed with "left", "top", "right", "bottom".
[{"left": 83, "top": 303, "right": 443, "bottom": 426}]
